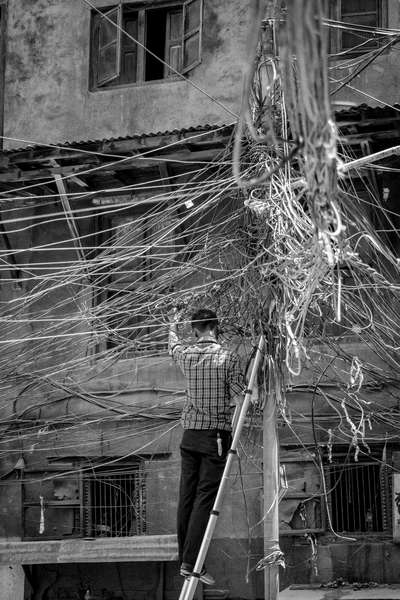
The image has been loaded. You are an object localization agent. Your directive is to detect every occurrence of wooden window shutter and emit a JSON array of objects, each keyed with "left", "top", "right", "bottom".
[
  {"left": 165, "top": 9, "right": 183, "bottom": 77},
  {"left": 120, "top": 12, "right": 139, "bottom": 84},
  {"left": 96, "top": 5, "right": 122, "bottom": 87},
  {"left": 182, "top": 0, "right": 203, "bottom": 74}
]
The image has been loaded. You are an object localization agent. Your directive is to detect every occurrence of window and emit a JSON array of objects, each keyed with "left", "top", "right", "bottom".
[
  {"left": 325, "top": 448, "right": 392, "bottom": 533},
  {"left": 90, "top": 0, "right": 203, "bottom": 89},
  {"left": 330, "top": 1, "right": 386, "bottom": 56},
  {"left": 279, "top": 449, "right": 324, "bottom": 535},
  {"left": 83, "top": 464, "right": 146, "bottom": 537},
  {"left": 22, "top": 461, "right": 146, "bottom": 540},
  {"left": 95, "top": 205, "right": 176, "bottom": 355},
  {"left": 280, "top": 446, "right": 393, "bottom": 536}
]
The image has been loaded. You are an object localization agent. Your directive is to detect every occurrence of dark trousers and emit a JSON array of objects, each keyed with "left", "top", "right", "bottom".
[{"left": 177, "top": 428, "right": 231, "bottom": 567}]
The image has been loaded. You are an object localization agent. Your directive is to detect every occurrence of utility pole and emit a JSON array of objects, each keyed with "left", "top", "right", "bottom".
[{"left": 263, "top": 372, "right": 280, "bottom": 600}]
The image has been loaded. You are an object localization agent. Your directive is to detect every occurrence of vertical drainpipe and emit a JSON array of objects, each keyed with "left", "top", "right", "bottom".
[{"left": 0, "top": 2, "right": 6, "bottom": 151}]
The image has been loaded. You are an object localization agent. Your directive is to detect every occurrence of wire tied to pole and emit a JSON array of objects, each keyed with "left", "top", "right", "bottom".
[{"left": 256, "top": 546, "right": 286, "bottom": 571}]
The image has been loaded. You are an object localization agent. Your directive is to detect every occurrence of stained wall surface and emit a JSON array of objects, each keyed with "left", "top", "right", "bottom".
[
  {"left": 3, "top": 0, "right": 400, "bottom": 150},
  {"left": 3, "top": 0, "right": 250, "bottom": 148}
]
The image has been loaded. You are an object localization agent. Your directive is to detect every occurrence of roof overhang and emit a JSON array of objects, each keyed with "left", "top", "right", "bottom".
[{"left": 0, "top": 124, "right": 234, "bottom": 191}]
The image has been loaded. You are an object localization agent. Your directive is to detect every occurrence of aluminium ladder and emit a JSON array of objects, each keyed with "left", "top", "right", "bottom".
[{"left": 179, "top": 335, "right": 265, "bottom": 600}]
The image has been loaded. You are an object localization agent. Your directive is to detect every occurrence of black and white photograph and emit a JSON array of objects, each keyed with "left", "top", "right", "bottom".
[{"left": 0, "top": 1, "right": 399, "bottom": 599}]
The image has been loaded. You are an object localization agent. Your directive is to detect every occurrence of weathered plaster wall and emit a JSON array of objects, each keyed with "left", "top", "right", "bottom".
[
  {"left": 0, "top": 415, "right": 263, "bottom": 538},
  {"left": 280, "top": 539, "right": 400, "bottom": 589},
  {"left": 3, "top": 0, "right": 251, "bottom": 148},
  {"left": 0, "top": 565, "right": 25, "bottom": 600},
  {"left": 4, "top": 1, "right": 400, "bottom": 147},
  {"left": 0, "top": 414, "right": 265, "bottom": 598},
  {"left": 331, "top": 50, "right": 400, "bottom": 108}
]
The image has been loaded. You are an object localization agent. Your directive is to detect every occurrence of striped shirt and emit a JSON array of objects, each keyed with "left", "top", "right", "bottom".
[{"left": 169, "top": 332, "right": 245, "bottom": 431}]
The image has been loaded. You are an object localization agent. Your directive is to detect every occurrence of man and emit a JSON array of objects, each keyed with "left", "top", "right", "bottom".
[{"left": 169, "top": 308, "right": 245, "bottom": 585}]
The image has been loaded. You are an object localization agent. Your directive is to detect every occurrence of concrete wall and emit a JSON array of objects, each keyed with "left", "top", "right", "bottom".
[
  {"left": 0, "top": 565, "right": 25, "bottom": 600},
  {"left": 29, "top": 556, "right": 265, "bottom": 600},
  {"left": 3, "top": 0, "right": 251, "bottom": 148},
  {"left": 2, "top": 345, "right": 400, "bottom": 597},
  {"left": 0, "top": 325, "right": 265, "bottom": 599},
  {"left": 0, "top": 201, "right": 94, "bottom": 392},
  {"left": 0, "top": 401, "right": 265, "bottom": 598},
  {"left": 3, "top": 1, "right": 400, "bottom": 146}
]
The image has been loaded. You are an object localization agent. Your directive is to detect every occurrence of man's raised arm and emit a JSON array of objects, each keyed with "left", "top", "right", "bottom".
[
  {"left": 229, "top": 353, "right": 246, "bottom": 406},
  {"left": 168, "top": 309, "right": 185, "bottom": 367}
]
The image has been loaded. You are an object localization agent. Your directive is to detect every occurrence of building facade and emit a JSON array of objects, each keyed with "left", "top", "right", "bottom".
[{"left": 0, "top": 1, "right": 399, "bottom": 599}]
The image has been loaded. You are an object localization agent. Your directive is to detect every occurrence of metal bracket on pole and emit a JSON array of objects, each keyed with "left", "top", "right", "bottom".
[{"left": 179, "top": 335, "right": 265, "bottom": 600}]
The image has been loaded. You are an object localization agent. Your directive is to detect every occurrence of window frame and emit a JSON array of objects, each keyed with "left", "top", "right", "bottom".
[
  {"left": 93, "top": 204, "right": 176, "bottom": 356},
  {"left": 96, "top": 5, "right": 123, "bottom": 86},
  {"left": 279, "top": 450, "right": 326, "bottom": 536},
  {"left": 21, "top": 461, "right": 147, "bottom": 541},
  {"left": 89, "top": 0, "right": 203, "bottom": 91},
  {"left": 82, "top": 462, "right": 147, "bottom": 537},
  {"left": 279, "top": 444, "right": 393, "bottom": 537},
  {"left": 329, "top": 0, "right": 388, "bottom": 58},
  {"left": 324, "top": 447, "right": 392, "bottom": 536},
  {"left": 21, "top": 466, "right": 85, "bottom": 541},
  {"left": 182, "top": 0, "right": 203, "bottom": 74}
]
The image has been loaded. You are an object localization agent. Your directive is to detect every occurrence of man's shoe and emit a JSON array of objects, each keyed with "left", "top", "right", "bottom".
[
  {"left": 180, "top": 563, "right": 193, "bottom": 578},
  {"left": 199, "top": 568, "right": 215, "bottom": 586},
  {"left": 180, "top": 564, "right": 215, "bottom": 585}
]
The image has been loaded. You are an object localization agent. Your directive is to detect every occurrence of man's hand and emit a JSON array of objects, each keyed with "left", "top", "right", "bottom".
[
  {"left": 168, "top": 307, "right": 184, "bottom": 356},
  {"left": 168, "top": 307, "right": 183, "bottom": 326}
]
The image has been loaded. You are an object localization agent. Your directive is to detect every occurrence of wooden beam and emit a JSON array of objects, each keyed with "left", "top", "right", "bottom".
[
  {"left": 1, "top": 129, "right": 231, "bottom": 166},
  {"left": 0, "top": 535, "right": 178, "bottom": 565},
  {"left": 339, "top": 134, "right": 373, "bottom": 144},
  {"left": 0, "top": 164, "right": 93, "bottom": 183},
  {"left": 0, "top": 149, "right": 222, "bottom": 183},
  {"left": 337, "top": 115, "right": 400, "bottom": 128},
  {"left": 108, "top": 148, "right": 221, "bottom": 168},
  {"left": 0, "top": 214, "right": 22, "bottom": 280},
  {"left": 340, "top": 145, "right": 400, "bottom": 173},
  {"left": 99, "top": 129, "right": 231, "bottom": 154},
  {"left": 8, "top": 153, "right": 101, "bottom": 166},
  {"left": 52, "top": 163, "right": 88, "bottom": 268}
]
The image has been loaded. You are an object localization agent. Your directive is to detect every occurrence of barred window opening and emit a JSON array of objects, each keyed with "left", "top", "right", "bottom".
[
  {"left": 325, "top": 449, "right": 391, "bottom": 534},
  {"left": 22, "top": 461, "right": 146, "bottom": 540},
  {"left": 83, "top": 465, "right": 146, "bottom": 537}
]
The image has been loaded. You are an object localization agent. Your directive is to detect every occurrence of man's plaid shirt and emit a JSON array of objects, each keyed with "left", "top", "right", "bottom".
[{"left": 169, "top": 332, "right": 245, "bottom": 431}]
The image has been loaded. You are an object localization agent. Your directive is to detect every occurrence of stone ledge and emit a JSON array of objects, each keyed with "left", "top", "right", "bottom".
[
  {"left": 0, "top": 534, "right": 178, "bottom": 565},
  {"left": 280, "top": 584, "right": 400, "bottom": 600}
]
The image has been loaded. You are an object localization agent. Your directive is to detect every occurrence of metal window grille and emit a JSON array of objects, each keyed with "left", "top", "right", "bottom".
[
  {"left": 83, "top": 464, "right": 146, "bottom": 537},
  {"left": 325, "top": 453, "right": 391, "bottom": 533}
]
